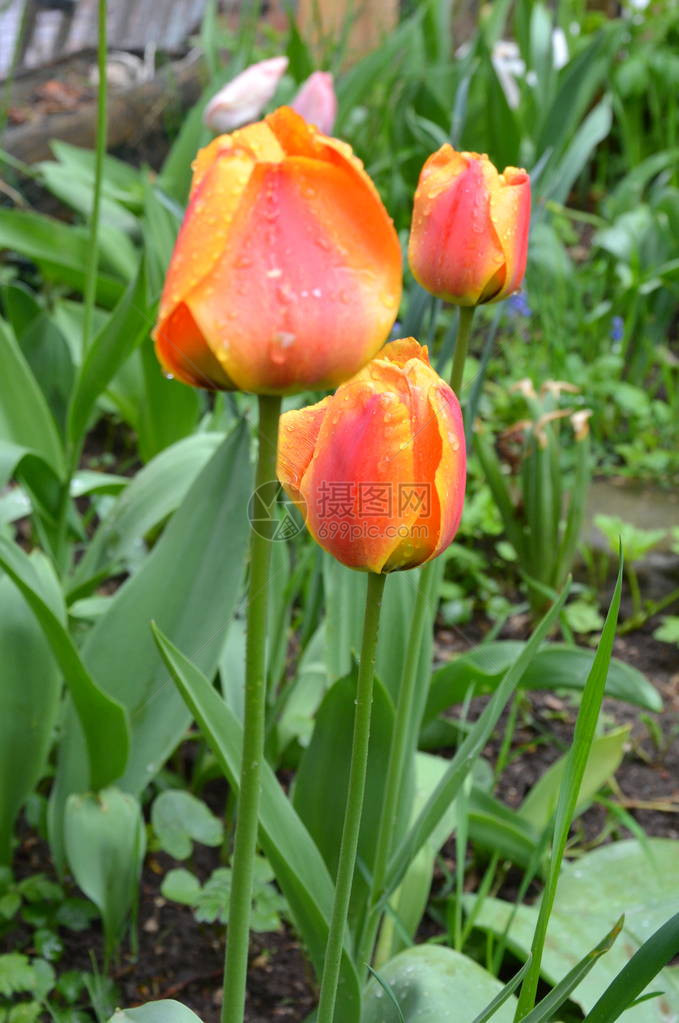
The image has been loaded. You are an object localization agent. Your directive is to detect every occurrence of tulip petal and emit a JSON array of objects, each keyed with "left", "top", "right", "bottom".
[
  {"left": 156, "top": 147, "right": 256, "bottom": 336},
  {"left": 191, "top": 122, "right": 283, "bottom": 194},
  {"left": 154, "top": 302, "right": 235, "bottom": 389},
  {"left": 489, "top": 169, "right": 531, "bottom": 301},
  {"left": 409, "top": 148, "right": 505, "bottom": 306},
  {"left": 187, "top": 156, "right": 401, "bottom": 393},
  {"left": 300, "top": 374, "right": 417, "bottom": 573},
  {"left": 428, "top": 384, "right": 466, "bottom": 559},
  {"left": 277, "top": 397, "right": 331, "bottom": 509}
]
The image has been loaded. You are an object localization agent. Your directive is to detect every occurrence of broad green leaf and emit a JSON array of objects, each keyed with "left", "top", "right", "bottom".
[
  {"left": 69, "top": 432, "right": 222, "bottom": 589},
  {"left": 52, "top": 423, "right": 251, "bottom": 859},
  {"left": 468, "top": 788, "right": 540, "bottom": 870},
  {"left": 470, "top": 839, "right": 679, "bottom": 1021},
  {"left": 152, "top": 627, "right": 362, "bottom": 1023},
  {"left": 136, "top": 341, "right": 201, "bottom": 462},
  {"left": 519, "top": 726, "right": 629, "bottom": 830},
  {"left": 540, "top": 99, "right": 612, "bottom": 204},
  {"left": 363, "top": 945, "right": 518, "bottom": 1023},
  {"left": 108, "top": 1003, "right": 204, "bottom": 1023},
  {"left": 0, "top": 319, "right": 64, "bottom": 477},
  {"left": 425, "top": 642, "right": 661, "bottom": 720},
  {"left": 151, "top": 790, "right": 223, "bottom": 859},
  {"left": 64, "top": 788, "right": 145, "bottom": 963},
  {"left": 0, "top": 570, "right": 61, "bottom": 864},
  {"left": 0, "top": 537, "right": 129, "bottom": 792},
  {"left": 293, "top": 672, "right": 398, "bottom": 929},
  {"left": 0, "top": 210, "right": 124, "bottom": 307},
  {"left": 68, "top": 259, "right": 154, "bottom": 446},
  {"left": 18, "top": 313, "right": 74, "bottom": 433}
]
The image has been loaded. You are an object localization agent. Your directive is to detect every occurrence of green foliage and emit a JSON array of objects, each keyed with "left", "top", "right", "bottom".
[
  {"left": 162, "top": 858, "right": 287, "bottom": 931},
  {"left": 64, "top": 788, "right": 146, "bottom": 963},
  {"left": 151, "top": 790, "right": 223, "bottom": 859}
]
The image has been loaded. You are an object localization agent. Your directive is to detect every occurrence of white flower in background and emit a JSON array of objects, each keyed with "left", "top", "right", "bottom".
[
  {"left": 552, "top": 27, "right": 569, "bottom": 70},
  {"left": 490, "top": 40, "right": 526, "bottom": 109},
  {"left": 489, "top": 28, "right": 569, "bottom": 108},
  {"left": 203, "top": 55, "right": 289, "bottom": 133}
]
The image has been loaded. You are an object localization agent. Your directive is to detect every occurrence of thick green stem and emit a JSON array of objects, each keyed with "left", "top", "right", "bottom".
[
  {"left": 222, "top": 394, "right": 282, "bottom": 1023},
  {"left": 316, "top": 571, "right": 387, "bottom": 1023},
  {"left": 357, "top": 304, "right": 476, "bottom": 969},
  {"left": 52, "top": 0, "right": 107, "bottom": 576},
  {"left": 357, "top": 563, "right": 437, "bottom": 969},
  {"left": 82, "top": 0, "right": 107, "bottom": 357},
  {"left": 451, "top": 306, "right": 475, "bottom": 396}
]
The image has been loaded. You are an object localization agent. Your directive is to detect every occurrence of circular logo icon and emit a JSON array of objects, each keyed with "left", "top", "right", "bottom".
[{"left": 247, "top": 480, "right": 306, "bottom": 541}]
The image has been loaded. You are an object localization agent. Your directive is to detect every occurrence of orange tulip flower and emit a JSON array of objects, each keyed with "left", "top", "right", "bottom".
[
  {"left": 153, "top": 107, "right": 402, "bottom": 395},
  {"left": 409, "top": 146, "right": 530, "bottom": 306},
  {"left": 277, "top": 338, "right": 466, "bottom": 573}
]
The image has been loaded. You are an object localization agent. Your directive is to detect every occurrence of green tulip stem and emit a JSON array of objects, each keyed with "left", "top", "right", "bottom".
[
  {"left": 316, "top": 570, "right": 387, "bottom": 1023},
  {"left": 222, "top": 393, "right": 282, "bottom": 1023},
  {"left": 451, "top": 305, "right": 475, "bottom": 396},
  {"left": 358, "top": 304, "right": 476, "bottom": 970}
]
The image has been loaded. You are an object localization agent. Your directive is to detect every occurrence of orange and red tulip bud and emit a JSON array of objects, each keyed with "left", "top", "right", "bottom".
[
  {"left": 153, "top": 107, "right": 402, "bottom": 395},
  {"left": 409, "top": 146, "right": 531, "bottom": 307},
  {"left": 277, "top": 339, "right": 466, "bottom": 573}
]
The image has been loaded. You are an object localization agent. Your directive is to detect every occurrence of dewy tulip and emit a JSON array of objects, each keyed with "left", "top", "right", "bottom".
[
  {"left": 409, "top": 147, "right": 531, "bottom": 306},
  {"left": 154, "top": 107, "right": 402, "bottom": 394},
  {"left": 203, "top": 56, "right": 289, "bottom": 133},
  {"left": 277, "top": 338, "right": 466, "bottom": 573},
  {"left": 290, "top": 71, "right": 337, "bottom": 135}
]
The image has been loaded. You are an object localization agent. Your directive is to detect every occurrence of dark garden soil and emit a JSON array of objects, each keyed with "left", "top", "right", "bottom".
[{"left": 6, "top": 594, "right": 678, "bottom": 1022}]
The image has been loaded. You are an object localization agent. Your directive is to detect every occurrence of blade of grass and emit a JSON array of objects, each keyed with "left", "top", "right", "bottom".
[
  {"left": 514, "top": 555, "right": 624, "bottom": 1019},
  {"left": 583, "top": 912, "right": 679, "bottom": 1023}
]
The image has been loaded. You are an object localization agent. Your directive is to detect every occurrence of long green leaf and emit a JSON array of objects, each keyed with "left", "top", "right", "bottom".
[
  {"left": 0, "top": 565, "right": 61, "bottom": 864},
  {"left": 0, "top": 536, "right": 129, "bottom": 791},
  {"left": 151, "top": 626, "right": 362, "bottom": 1023},
  {"left": 68, "top": 258, "right": 154, "bottom": 446},
  {"left": 0, "top": 319, "right": 64, "bottom": 477}
]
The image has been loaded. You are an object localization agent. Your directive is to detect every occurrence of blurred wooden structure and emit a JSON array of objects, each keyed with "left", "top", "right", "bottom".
[
  {"left": 0, "top": 0, "right": 217, "bottom": 81},
  {"left": 295, "top": 0, "right": 398, "bottom": 61}
]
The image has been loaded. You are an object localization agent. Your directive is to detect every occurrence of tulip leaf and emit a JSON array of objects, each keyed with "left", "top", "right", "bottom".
[
  {"left": 64, "top": 788, "right": 146, "bottom": 964},
  {"left": 425, "top": 641, "right": 661, "bottom": 725},
  {"left": 50, "top": 423, "right": 251, "bottom": 863},
  {"left": 362, "top": 945, "right": 518, "bottom": 1023},
  {"left": 0, "top": 319, "right": 64, "bottom": 479},
  {"left": 108, "top": 1003, "right": 204, "bottom": 1023},
  {"left": 69, "top": 432, "right": 223, "bottom": 591},
  {"left": 0, "top": 536, "right": 130, "bottom": 794},
  {"left": 151, "top": 624, "right": 362, "bottom": 1023},
  {"left": 293, "top": 671, "right": 399, "bottom": 930},
  {"left": 0, "top": 209, "right": 124, "bottom": 307},
  {"left": 0, "top": 565, "right": 61, "bottom": 865},
  {"left": 67, "top": 259, "right": 154, "bottom": 447}
]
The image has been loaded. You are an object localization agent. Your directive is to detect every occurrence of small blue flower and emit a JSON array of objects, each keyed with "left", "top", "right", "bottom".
[
  {"left": 507, "top": 292, "right": 532, "bottom": 317},
  {"left": 610, "top": 316, "right": 624, "bottom": 342},
  {"left": 389, "top": 320, "right": 403, "bottom": 340}
]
